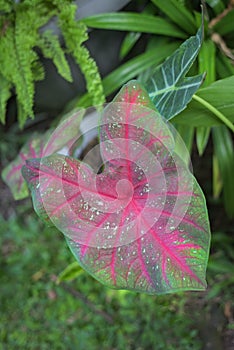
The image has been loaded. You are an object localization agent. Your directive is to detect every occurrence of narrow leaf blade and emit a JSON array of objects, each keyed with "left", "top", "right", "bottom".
[
  {"left": 82, "top": 13, "right": 186, "bottom": 38},
  {"left": 151, "top": 0, "right": 197, "bottom": 34},
  {"left": 213, "top": 126, "right": 234, "bottom": 218}
]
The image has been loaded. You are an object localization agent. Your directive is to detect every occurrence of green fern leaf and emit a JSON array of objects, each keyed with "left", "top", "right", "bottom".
[
  {"left": 58, "top": 4, "right": 105, "bottom": 107},
  {"left": 38, "top": 30, "right": 73, "bottom": 82},
  {"left": 31, "top": 57, "right": 45, "bottom": 82},
  {"left": 0, "top": 75, "right": 11, "bottom": 123},
  {"left": 14, "top": 8, "right": 38, "bottom": 126}
]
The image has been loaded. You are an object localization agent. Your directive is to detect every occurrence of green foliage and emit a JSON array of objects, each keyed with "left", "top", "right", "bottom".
[
  {"left": 0, "top": 213, "right": 203, "bottom": 349},
  {"left": 146, "top": 25, "right": 204, "bottom": 119},
  {"left": 38, "top": 31, "right": 72, "bottom": 82},
  {"left": 213, "top": 126, "right": 234, "bottom": 218},
  {"left": 82, "top": 12, "right": 187, "bottom": 38},
  {"left": 81, "top": 0, "right": 234, "bottom": 216},
  {"left": 1, "top": 211, "right": 233, "bottom": 349},
  {"left": 0, "top": 0, "right": 104, "bottom": 127},
  {"left": 57, "top": 3, "right": 105, "bottom": 108},
  {"left": 150, "top": 0, "right": 197, "bottom": 34}
]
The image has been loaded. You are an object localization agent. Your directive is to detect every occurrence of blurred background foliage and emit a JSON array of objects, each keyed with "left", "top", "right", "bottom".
[{"left": 0, "top": 0, "right": 234, "bottom": 349}]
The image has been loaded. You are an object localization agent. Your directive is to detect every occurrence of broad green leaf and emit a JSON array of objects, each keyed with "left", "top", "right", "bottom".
[
  {"left": 82, "top": 12, "right": 187, "bottom": 38},
  {"left": 76, "top": 43, "right": 178, "bottom": 108},
  {"left": 150, "top": 0, "right": 196, "bottom": 34},
  {"left": 213, "top": 9, "right": 234, "bottom": 35},
  {"left": 23, "top": 82, "right": 210, "bottom": 294},
  {"left": 172, "top": 76, "right": 234, "bottom": 127},
  {"left": 212, "top": 126, "right": 234, "bottom": 218},
  {"left": 57, "top": 261, "right": 84, "bottom": 283},
  {"left": 145, "top": 26, "right": 204, "bottom": 119},
  {"left": 216, "top": 51, "right": 234, "bottom": 79},
  {"left": 196, "top": 39, "right": 215, "bottom": 155},
  {"left": 174, "top": 124, "right": 194, "bottom": 164},
  {"left": 196, "top": 127, "right": 211, "bottom": 156},
  {"left": 205, "top": 0, "right": 225, "bottom": 15},
  {"left": 198, "top": 39, "right": 216, "bottom": 87},
  {"left": 138, "top": 37, "right": 181, "bottom": 84}
]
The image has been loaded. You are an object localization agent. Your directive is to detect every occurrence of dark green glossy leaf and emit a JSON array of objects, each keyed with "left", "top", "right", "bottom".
[
  {"left": 212, "top": 126, "right": 234, "bottom": 218},
  {"left": 172, "top": 76, "right": 234, "bottom": 127},
  {"left": 205, "top": 0, "right": 225, "bottom": 15},
  {"left": 77, "top": 43, "right": 178, "bottom": 107},
  {"left": 196, "top": 127, "right": 211, "bottom": 156},
  {"left": 145, "top": 26, "right": 204, "bottom": 119},
  {"left": 174, "top": 124, "right": 194, "bottom": 164},
  {"left": 216, "top": 51, "right": 234, "bottom": 79},
  {"left": 198, "top": 39, "right": 216, "bottom": 87},
  {"left": 196, "top": 39, "right": 215, "bottom": 155},
  {"left": 151, "top": 0, "right": 196, "bottom": 34},
  {"left": 82, "top": 12, "right": 186, "bottom": 38},
  {"left": 213, "top": 9, "right": 234, "bottom": 35},
  {"left": 138, "top": 38, "right": 181, "bottom": 84}
]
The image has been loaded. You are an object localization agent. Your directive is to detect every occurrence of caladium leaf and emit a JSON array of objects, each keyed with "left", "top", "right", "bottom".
[
  {"left": 22, "top": 81, "right": 210, "bottom": 294},
  {"left": 2, "top": 109, "right": 84, "bottom": 200},
  {"left": 2, "top": 133, "right": 45, "bottom": 200},
  {"left": 145, "top": 25, "right": 205, "bottom": 120}
]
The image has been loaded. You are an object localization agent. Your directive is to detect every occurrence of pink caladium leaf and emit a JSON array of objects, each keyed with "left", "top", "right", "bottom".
[
  {"left": 2, "top": 109, "right": 84, "bottom": 200},
  {"left": 22, "top": 81, "right": 210, "bottom": 294}
]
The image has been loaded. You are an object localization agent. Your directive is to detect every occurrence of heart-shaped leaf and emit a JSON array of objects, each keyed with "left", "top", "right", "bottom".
[
  {"left": 2, "top": 109, "right": 84, "bottom": 200},
  {"left": 145, "top": 25, "right": 205, "bottom": 119},
  {"left": 22, "top": 81, "right": 210, "bottom": 294}
]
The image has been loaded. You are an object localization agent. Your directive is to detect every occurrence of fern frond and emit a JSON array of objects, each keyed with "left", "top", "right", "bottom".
[
  {"left": 0, "top": 75, "right": 11, "bottom": 123},
  {"left": 31, "top": 53, "right": 45, "bottom": 82},
  {"left": 58, "top": 4, "right": 105, "bottom": 107},
  {"left": 14, "top": 7, "right": 39, "bottom": 126},
  {"left": 38, "top": 30, "right": 73, "bottom": 82}
]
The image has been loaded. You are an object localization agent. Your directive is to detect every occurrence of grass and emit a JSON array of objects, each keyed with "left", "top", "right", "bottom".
[{"left": 0, "top": 207, "right": 204, "bottom": 350}]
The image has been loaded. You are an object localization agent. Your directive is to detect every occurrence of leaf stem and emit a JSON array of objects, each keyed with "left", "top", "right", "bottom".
[{"left": 192, "top": 94, "right": 234, "bottom": 133}]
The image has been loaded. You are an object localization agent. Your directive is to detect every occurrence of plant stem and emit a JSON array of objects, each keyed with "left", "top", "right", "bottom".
[{"left": 192, "top": 94, "right": 234, "bottom": 133}]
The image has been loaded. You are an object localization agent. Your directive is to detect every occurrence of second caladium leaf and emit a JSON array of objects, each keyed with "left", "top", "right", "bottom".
[
  {"left": 2, "top": 109, "right": 84, "bottom": 200},
  {"left": 22, "top": 81, "right": 210, "bottom": 294}
]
